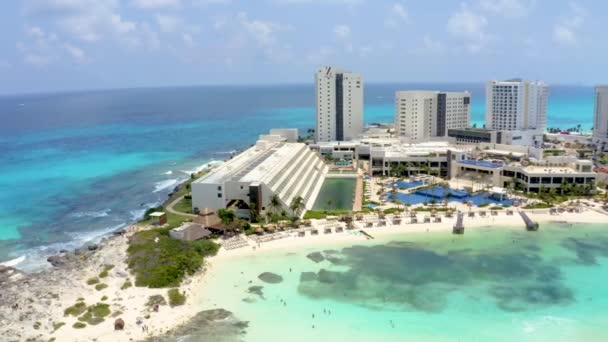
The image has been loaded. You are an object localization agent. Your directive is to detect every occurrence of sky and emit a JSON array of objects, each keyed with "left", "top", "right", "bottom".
[{"left": 0, "top": 0, "right": 607, "bottom": 94}]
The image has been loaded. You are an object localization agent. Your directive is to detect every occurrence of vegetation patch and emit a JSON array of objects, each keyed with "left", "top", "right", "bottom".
[
  {"left": 383, "top": 208, "right": 403, "bottom": 214},
  {"left": 168, "top": 288, "right": 187, "bottom": 307},
  {"left": 64, "top": 302, "right": 87, "bottom": 317},
  {"left": 303, "top": 210, "right": 350, "bottom": 220},
  {"left": 77, "top": 303, "right": 111, "bottom": 325},
  {"left": 101, "top": 296, "right": 108, "bottom": 301},
  {"left": 95, "top": 283, "right": 108, "bottom": 291},
  {"left": 127, "top": 227, "right": 219, "bottom": 288},
  {"left": 121, "top": 280, "right": 133, "bottom": 290},
  {"left": 147, "top": 294, "right": 167, "bottom": 307},
  {"left": 72, "top": 322, "right": 87, "bottom": 329},
  {"left": 52, "top": 322, "right": 65, "bottom": 332},
  {"left": 86, "top": 277, "right": 99, "bottom": 285},
  {"left": 98, "top": 264, "right": 114, "bottom": 278},
  {"left": 524, "top": 202, "right": 554, "bottom": 209}
]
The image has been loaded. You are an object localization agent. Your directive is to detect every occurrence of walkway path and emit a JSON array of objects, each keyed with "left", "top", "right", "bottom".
[
  {"left": 166, "top": 195, "right": 197, "bottom": 218},
  {"left": 353, "top": 174, "right": 363, "bottom": 211}
]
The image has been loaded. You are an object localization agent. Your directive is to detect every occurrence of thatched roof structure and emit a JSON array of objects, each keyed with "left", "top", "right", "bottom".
[{"left": 114, "top": 318, "right": 125, "bottom": 330}]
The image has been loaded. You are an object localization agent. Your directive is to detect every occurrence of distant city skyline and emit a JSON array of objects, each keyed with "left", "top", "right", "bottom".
[{"left": 1, "top": 0, "right": 607, "bottom": 94}]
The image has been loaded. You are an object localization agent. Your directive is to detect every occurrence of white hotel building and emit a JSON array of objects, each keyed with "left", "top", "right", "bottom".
[
  {"left": 191, "top": 131, "right": 328, "bottom": 218},
  {"left": 485, "top": 79, "right": 548, "bottom": 133},
  {"left": 593, "top": 85, "right": 608, "bottom": 149},
  {"left": 315, "top": 66, "right": 363, "bottom": 142},
  {"left": 395, "top": 91, "right": 470, "bottom": 143}
]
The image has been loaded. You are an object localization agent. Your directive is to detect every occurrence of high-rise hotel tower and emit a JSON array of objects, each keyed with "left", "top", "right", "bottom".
[
  {"left": 485, "top": 79, "right": 548, "bottom": 132},
  {"left": 315, "top": 66, "right": 363, "bottom": 142}
]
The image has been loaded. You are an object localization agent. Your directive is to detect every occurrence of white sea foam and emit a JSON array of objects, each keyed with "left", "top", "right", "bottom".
[
  {"left": 164, "top": 170, "right": 173, "bottom": 175},
  {"left": 13, "top": 223, "right": 127, "bottom": 273},
  {"left": 69, "top": 209, "right": 111, "bottom": 218},
  {"left": 153, "top": 178, "right": 179, "bottom": 192},
  {"left": 0, "top": 255, "right": 26, "bottom": 268},
  {"left": 180, "top": 160, "right": 222, "bottom": 175}
]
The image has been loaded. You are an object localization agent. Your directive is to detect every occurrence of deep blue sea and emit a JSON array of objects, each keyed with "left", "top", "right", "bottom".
[{"left": 0, "top": 84, "right": 595, "bottom": 271}]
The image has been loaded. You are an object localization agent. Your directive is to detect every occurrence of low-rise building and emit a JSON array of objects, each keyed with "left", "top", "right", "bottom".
[
  {"left": 192, "top": 131, "right": 328, "bottom": 218},
  {"left": 448, "top": 127, "right": 542, "bottom": 146}
]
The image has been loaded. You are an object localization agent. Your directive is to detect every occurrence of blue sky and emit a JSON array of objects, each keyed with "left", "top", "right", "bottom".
[{"left": 0, "top": 0, "right": 606, "bottom": 94}]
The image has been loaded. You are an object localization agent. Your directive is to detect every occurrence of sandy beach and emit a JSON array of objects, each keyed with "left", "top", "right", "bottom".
[{"left": 1, "top": 206, "right": 607, "bottom": 341}]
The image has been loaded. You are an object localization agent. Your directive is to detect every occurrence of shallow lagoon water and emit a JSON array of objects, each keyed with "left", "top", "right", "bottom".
[{"left": 200, "top": 223, "right": 608, "bottom": 341}]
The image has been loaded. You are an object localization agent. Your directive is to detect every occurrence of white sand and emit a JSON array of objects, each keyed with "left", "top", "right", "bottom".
[{"left": 1, "top": 208, "right": 606, "bottom": 341}]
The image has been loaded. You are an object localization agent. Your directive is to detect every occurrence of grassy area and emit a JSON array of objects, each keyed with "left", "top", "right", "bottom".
[
  {"left": 168, "top": 288, "right": 186, "bottom": 306},
  {"left": 77, "top": 303, "right": 111, "bottom": 325},
  {"left": 303, "top": 210, "right": 351, "bottom": 220},
  {"left": 72, "top": 322, "right": 86, "bottom": 329},
  {"left": 94, "top": 283, "right": 108, "bottom": 291},
  {"left": 86, "top": 277, "right": 99, "bottom": 285},
  {"left": 173, "top": 196, "right": 193, "bottom": 214},
  {"left": 524, "top": 202, "right": 554, "bottom": 209},
  {"left": 64, "top": 302, "right": 87, "bottom": 317},
  {"left": 383, "top": 208, "right": 403, "bottom": 214},
  {"left": 127, "top": 227, "right": 220, "bottom": 288}
]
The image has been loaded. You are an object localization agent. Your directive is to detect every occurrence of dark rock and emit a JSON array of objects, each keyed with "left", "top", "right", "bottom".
[
  {"left": 300, "top": 272, "right": 318, "bottom": 282},
  {"left": 306, "top": 252, "right": 324, "bottom": 263},
  {"left": 258, "top": 272, "right": 283, "bottom": 284},
  {"left": 247, "top": 286, "right": 264, "bottom": 299},
  {"left": 59, "top": 249, "right": 68, "bottom": 253},
  {"left": 47, "top": 255, "right": 66, "bottom": 267},
  {"left": 87, "top": 244, "right": 99, "bottom": 251}
]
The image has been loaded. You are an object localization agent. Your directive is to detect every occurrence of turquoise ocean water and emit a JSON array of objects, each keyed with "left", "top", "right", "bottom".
[
  {"left": 0, "top": 84, "right": 596, "bottom": 270},
  {"left": 198, "top": 224, "right": 608, "bottom": 341}
]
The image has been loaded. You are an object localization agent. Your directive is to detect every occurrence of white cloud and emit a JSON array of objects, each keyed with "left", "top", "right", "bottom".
[
  {"left": 131, "top": 0, "right": 181, "bottom": 9},
  {"left": 384, "top": 3, "right": 408, "bottom": 29},
  {"left": 273, "top": 0, "right": 363, "bottom": 4},
  {"left": 447, "top": 4, "right": 487, "bottom": 40},
  {"left": 25, "top": 54, "right": 51, "bottom": 67},
  {"left": 237, "top": 12, "right": 283, "bottom": 46},
  {"left": 553, "top": 2, "right": 586, "bottom": 45},
  {"left": 480, "top": 0, "right": 535, "bottom": 18},
  {"left": 156, "top": 14, "right": 181, "bottom": 33},
  {"left": 64, "top": 43, "right": 86, "bottom": 63},
  {"left": 422, "top": 35, "right": 442, "bottom": 52},
  {"left": 333, "top": 25, "right": 351, "bottom": 39},
  {"left": 182, "top": 33, "right": 194, "bottom": 47}
]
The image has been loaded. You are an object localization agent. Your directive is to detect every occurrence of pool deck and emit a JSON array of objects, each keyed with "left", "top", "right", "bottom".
[{"left": 353, "top": 173, "right": 363, "bottom": 211}]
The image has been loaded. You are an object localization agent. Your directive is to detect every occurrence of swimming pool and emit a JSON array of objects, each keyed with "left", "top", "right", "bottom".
[
  {"left": 391, "top": 180, "right": 424, "bottom": 189},
  {"left": 460, "top": 159, "right": 504, "bottom": 168},
  {"left": 386, "top": 186, "right": 513, "bottom": 206}
]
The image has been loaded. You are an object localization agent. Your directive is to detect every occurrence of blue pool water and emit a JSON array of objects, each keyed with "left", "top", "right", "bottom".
[
  {"left": 392, "top": 180, "right": 424, "bottom": 189},
  {"left": 387, "top": 186, "right": 513, "bottom": 206},
  {"left": 461, "top": 159, "right": 504, "bottom": 168}
]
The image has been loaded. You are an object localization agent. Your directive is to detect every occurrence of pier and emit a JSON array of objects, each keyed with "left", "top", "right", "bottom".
[
  {"left": 453, "top": 212, "right": 464, "bottom": 234},
  {"left": 519, "top": 211, "right": 539, "bottom": 231},
  {"left": 359, "top": 230, "right": 375, "bottom": 240}
]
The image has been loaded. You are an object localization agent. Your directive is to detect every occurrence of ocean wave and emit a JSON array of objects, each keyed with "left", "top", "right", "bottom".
[
  {"left": 214, "top": 150, "right": 236, "bottom": 155},
  {"left": 13, "top": 223, "right": 127, "bottom": 273},
  {"left": 129, "top": 201, "right": 161, "bottom": 221},
  {"left": 154, "top": 178, "right": 179, "bottom": 193},
  {"left": 181, "top": 160, "right": 222, "bottom": 175},
  {"left": 520, "top": 315, "right": 575, "bottom": 334},
  {"left": 69, "top": 209, "right": 111, "bottom": 218},
  {"left": 0, "top": 255, "right": 26, "bottom": 268},
  {"left": 164, "top": 170, "right": 173, "bottom": 175}
]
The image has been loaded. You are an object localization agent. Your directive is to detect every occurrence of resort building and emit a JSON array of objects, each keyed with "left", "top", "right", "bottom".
[
  {"left": 191, "top": 130, "right": 328, "bottom": 218},
  {"left": 593, "top": 85, "right": 608, "bottom": 149},
  {"left": 315, "top": 66, "right": 363, "bottom": 142},
  {"left": 448, "top": 127, "right": 542, "bottom": 146},
  {"left": 395, "top": 91, "right": 470, "bottom": 143},
  {"left": 449, "top": 144, "right": 596, "bottom": 193},
  {"left": 485, "top": 79, "right": 548, "bottom": 136}
]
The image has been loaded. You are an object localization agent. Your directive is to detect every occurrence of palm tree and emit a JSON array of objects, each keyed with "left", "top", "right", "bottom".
[
  {"left": 290, "top": 196, "right": 306, "bottom": 217},
  {"left": 268, "top": 194, "right": 281, "bottom": 214}
]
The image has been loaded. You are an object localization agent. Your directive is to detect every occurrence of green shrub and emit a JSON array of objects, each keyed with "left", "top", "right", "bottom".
[
  {"left": 168, "top": 289, "right": 186, "bottom": 307},
  {"left": 146, "top": 294, "right": 167, "bottom": 307},
  {"left": 127, "top": 227, "right": 219, "bottom": 288},
  {"left": 86, "top": 278, "right": 99, "bottom": 285},
  {"left": 52, "top": 322, "right": 65, "bottom": 331},
  {"left": 524, "top": 202, "right": 553, "bottom": 209},
  {"left": 64, "top": 302, "right": 87, "bottom": 316},
  {"left": 101, "top": 296, "right": 108, "bottom": 301},
  {"left": 95, "top": 283, "right": 108, "bottom": 291},
  {"left": 121, "top": 280, "right": 133, "bottom": 290},
  {"left": 478, "top": 203, "right": 490, "bottom": 207},
  {"left": 72, "top": 322, "right": 86, "bottom": 329},
  {"left": 77, "top": 303, "right": 111, "bottom": 325}
]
